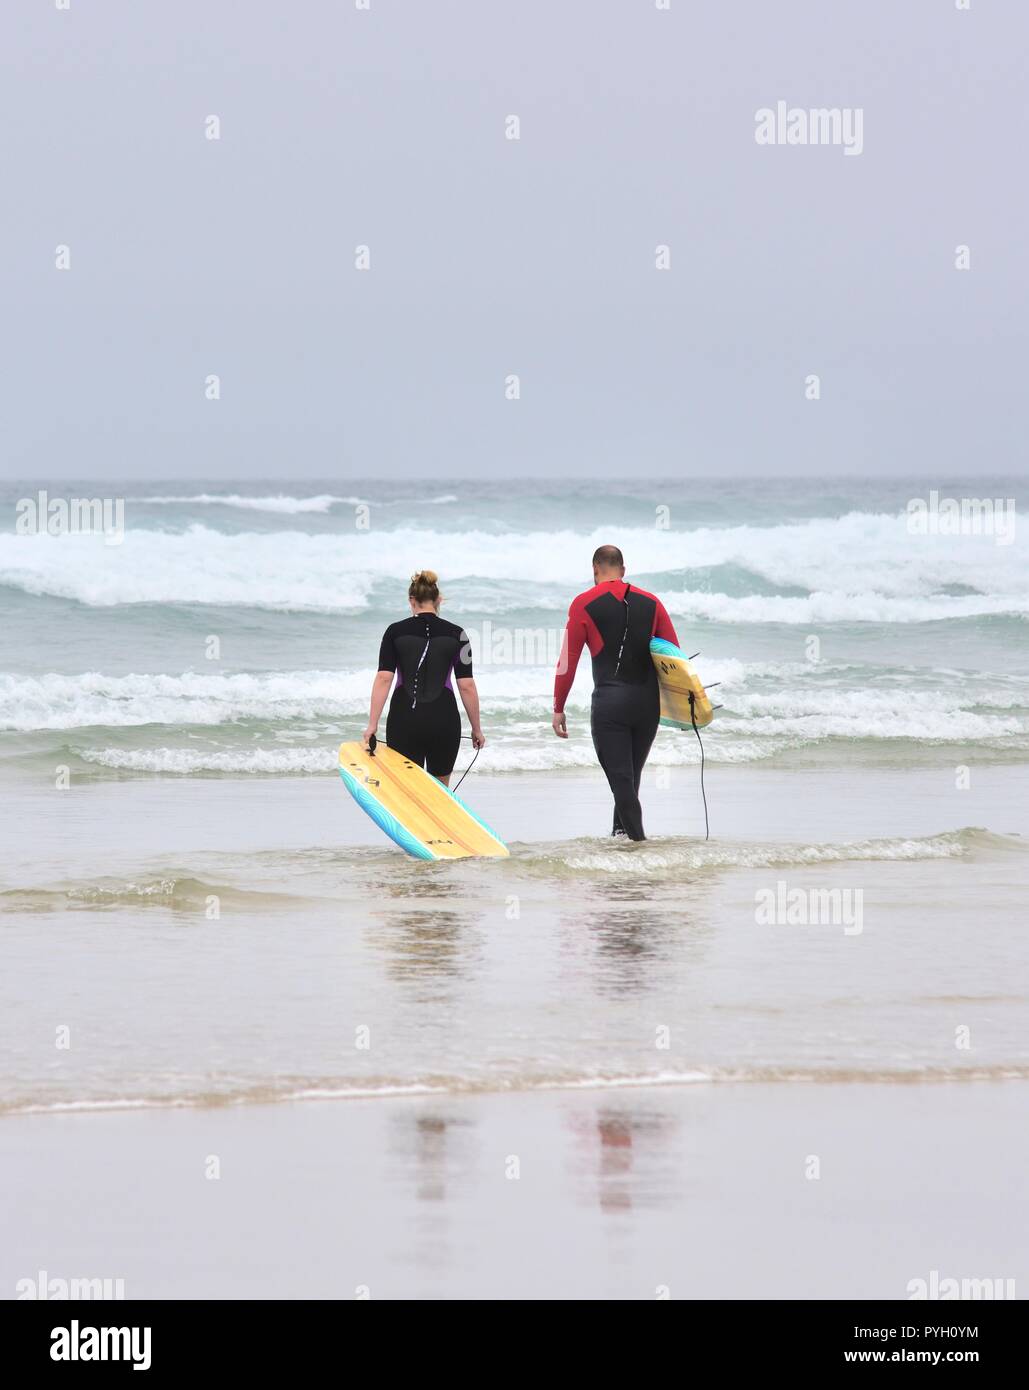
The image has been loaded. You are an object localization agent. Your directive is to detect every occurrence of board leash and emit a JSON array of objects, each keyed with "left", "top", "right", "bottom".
[
  {"left": 362, "top": 731, "right": 479, "bottom": 792},
  {"left": 687, "top": 690, "right": 710, "bottom": 842},
  {"left": 452, "top": 734, "right": 480, "bottom": 793}
]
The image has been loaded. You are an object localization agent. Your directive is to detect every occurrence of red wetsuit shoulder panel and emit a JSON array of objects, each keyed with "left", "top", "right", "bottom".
[{"left": 553, "top": 581, "right": 679, "bottom": 711}]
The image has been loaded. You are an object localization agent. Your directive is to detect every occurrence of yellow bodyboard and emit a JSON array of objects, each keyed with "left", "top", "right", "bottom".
[
  {"left": 338, "top": 741, "right": 509, "bottom": 860},
  {"left": 650, "top": 638, "right": 715, "bottom": 729}
]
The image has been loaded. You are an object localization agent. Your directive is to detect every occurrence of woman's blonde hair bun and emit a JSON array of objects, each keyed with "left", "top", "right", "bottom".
[{"left": 409, "top": 569, "right": 442, "bottom": 605}]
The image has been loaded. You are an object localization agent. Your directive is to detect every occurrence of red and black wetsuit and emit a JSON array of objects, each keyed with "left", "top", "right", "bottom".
[{"left": 554, "top": 580, "right": 679, "bottom": 840}]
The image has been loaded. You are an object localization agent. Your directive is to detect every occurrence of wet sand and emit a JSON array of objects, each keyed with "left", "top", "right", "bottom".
[{"left": 2, "top": 1079, "right": 1026, "bottom": 1299}]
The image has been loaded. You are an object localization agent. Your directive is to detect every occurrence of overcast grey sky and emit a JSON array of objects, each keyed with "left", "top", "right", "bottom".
[{"left": 1, "top": 0, "right": 1025, "bottom": 481}]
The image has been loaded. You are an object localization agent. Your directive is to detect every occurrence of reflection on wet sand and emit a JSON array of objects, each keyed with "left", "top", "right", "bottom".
[
  {"left": 388, "top": 1108, "right": 477, "bottom": 1270},
  {"left": 392, "top": 1094, "right": 682, "bottom": 1250},
  {"left": 568, "top": 1102, "right": 682, "bottom": 1214}
]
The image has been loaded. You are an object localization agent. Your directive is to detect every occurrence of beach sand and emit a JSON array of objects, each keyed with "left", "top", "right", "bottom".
[{"left": 3, "top": 1079, "right": 1025, "bottom": 1300}]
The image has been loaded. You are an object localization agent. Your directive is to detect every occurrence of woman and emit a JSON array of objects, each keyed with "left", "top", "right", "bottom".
[{"left": 363, "top": 570, "right": 485, "bottom": 785}]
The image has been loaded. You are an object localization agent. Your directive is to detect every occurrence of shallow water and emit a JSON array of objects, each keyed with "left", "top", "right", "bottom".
[
  {"left": 3, "top": 770, "right": 1027, "bottom": 1114},
  {"left": 3, "top": 478, "right": 1028, "bottom": 1117}
]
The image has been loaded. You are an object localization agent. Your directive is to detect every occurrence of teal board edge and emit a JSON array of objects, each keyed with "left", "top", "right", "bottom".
[{"left": 338, "top": 764, "right": 437, "bottom": 860}]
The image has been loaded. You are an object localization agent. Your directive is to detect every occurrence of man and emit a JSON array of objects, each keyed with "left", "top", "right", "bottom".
[{"left": 552, "top": 545, "right": 679, "bottom": 841}]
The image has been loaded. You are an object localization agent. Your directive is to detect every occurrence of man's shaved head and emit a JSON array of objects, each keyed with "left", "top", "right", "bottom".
[{"left": 592, "top": 544, "right": 624, "bottom": 571}]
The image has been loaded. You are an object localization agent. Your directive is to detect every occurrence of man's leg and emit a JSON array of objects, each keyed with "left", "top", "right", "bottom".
[
  {"left": 591, "top": 689, "right": 646, "bottom": 841},
  {"left": 628, "top": 690, "right": 661, "bottom": 807}
]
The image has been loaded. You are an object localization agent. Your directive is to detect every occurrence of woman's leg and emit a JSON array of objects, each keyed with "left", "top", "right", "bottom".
[
  {"left": 385, "top": 694, "right": 427, "bottom": 768},
  {"left": 423, "top": 692, "right": 462, "bottom": 784}
]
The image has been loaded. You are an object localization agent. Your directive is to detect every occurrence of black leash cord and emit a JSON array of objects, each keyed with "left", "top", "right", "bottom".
[
  {"left": 688, "top": 691, "right": 710, "bottom": 841},
  {"left": 367, "top": 732, "right": 480, "bottom": 791},
  {"left": 451, "top": 734, "right": 480, "bottom": 793}
]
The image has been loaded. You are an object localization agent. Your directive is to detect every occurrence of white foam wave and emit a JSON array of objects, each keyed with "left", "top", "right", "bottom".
[
  {"left": 0, "top": 667, "right": 579, "bottom": 731},
  {"left": 667, "top": 589, "right": 1029, "bottom": 625},
  {"left": 5, "top": 667, "right": 1027, "bottom": 756},
  {"left": 728, "top": 689, "right": 1029, "bottom": 741},
  {"left": 0, "top": 669, "right": 372, "bottom": 731},
  {"left": 79, "top": 747, "right": 333, "bottom": 774},
  {"left": 72, "top": 739, "right": 782, "bottom": 774},
  {"left": 0, "top": 528, "right": 377, "bottom": 610},
  {"left": 133, "top": 493, "right": 363, "bottom": 513},
  {"left": 555, "top": 831, "right": 979, "bottom": 874},
  {"left": 2, "top": 512, "right": 1025, "bottom": 615},
  {"left": 9, "top": 1059, "right": 1027, "bottom": 1116},
  {"left": 73, "top": 719, "right": 1029, "bottom": 774}
]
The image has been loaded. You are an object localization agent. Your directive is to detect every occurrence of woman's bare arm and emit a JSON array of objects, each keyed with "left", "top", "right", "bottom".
[
  {"left": 362, "top": 670, "right": 394, "bottom": 746},
  {"left": 456, "top": 677, "right": 485, "bottom": 748}
]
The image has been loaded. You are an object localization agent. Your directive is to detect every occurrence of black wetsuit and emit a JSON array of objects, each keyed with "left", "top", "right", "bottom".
[{"left": 378, "top": 613, "right": 472, "bottom": 777}]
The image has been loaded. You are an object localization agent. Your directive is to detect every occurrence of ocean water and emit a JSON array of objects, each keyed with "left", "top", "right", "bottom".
[
  {"left": 2, "top": 476, "right": 1028, "bottom": 1114},
  {"left": 3, "top": 476, "right": 1029, "bottom": 776}
]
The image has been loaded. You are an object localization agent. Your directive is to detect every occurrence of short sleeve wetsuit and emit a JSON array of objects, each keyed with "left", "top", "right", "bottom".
[
  {"left": 554, "top": 580, "right": 679, "bottom": 840},
  {"left": 378, "top": 613, "right": 472, "bottom": 777}
]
